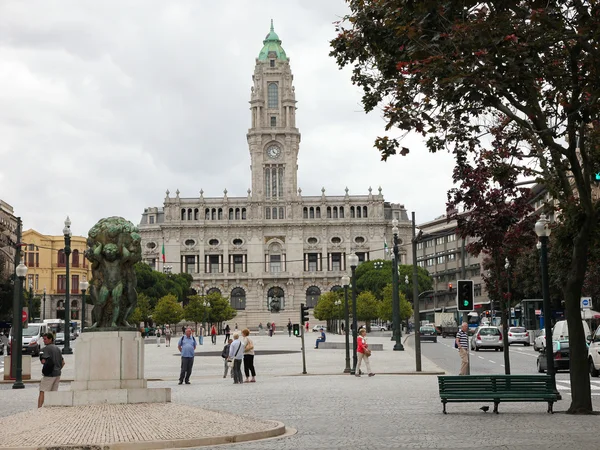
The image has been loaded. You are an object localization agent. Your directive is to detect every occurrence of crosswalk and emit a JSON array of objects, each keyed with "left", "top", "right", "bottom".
[{"left": 556, "top": 378, "right": 600, "bottom": 396}]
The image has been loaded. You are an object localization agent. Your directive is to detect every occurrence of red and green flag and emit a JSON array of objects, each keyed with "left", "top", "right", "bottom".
[{"left": 161, "top": 242, "right": 166, "bottom": 262}]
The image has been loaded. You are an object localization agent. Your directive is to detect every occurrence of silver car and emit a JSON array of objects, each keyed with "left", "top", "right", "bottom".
[
  {"left": 471, "top": 326, "right": 504, "bottom": 351},
  {"left": 507, "top": 327, "right": 530, "bottom": 346}
]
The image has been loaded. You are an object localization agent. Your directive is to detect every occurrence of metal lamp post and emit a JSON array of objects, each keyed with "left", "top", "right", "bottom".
[
  {"left": 12, "top": 259, "right": 27, "bottom": 389},
  {"left": 535, "top": 214, "right": 557, "bottom": 394},
  {"left": 503, "top": 258, "right": 511, "bottom": 375},
  {"left": 203, "top": 299, "right": 211, "bottom": 335},
  {"left": 28, "top": 280, "right": 33, "bottom": 319},
  {"left": 348, "top": 252, "right": 359, "bottom": 374},
  {"left": 392, "top": 219, "right": 404, "bottom": 351},
  {"left": 42, "top": 287, "right": 46, "bottom": 321},
  {"left": 334, "top": 299, "right": 341, "bottom": 334},
  {"left": 80, "top": 278, "right": 89, "bottom": 332},
  {"left": 342, "top": 274, "right": 351, "bottom": 373},
  {"left": 62, "top": 216, "right": 73, "bottom": 355},
  {"left": 405, "top": 275, "right": 410, "bottom": 334}
]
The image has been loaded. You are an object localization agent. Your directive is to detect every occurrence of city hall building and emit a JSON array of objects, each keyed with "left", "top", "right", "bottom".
[{"left": 138, "top": 24, "right": 412, "bottom": 328}]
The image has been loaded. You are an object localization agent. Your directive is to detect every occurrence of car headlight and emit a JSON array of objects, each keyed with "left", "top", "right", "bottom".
[{"left": 29, "top": 339, "right": 37, "bottom": 345}]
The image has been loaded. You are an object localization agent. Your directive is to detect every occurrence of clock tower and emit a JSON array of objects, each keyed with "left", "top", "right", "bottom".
[{"left": 247, "top": 21, "right": 300, "bottom": 209}]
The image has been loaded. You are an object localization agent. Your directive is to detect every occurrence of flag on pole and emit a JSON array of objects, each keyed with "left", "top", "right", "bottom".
[
  {"left": 384, "top": 237, "right": 389, "bottom": 257},
  {"left": 161, "top": 242, "right": 166, "bottom": 263}
]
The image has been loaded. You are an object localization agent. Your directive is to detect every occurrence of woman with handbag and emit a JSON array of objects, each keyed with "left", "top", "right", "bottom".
[
  {"left": 241, "top": 328, "right": 256, "bottom": 382},
  {"left": 356, "top": 328, "right": 374, "bottom": 377}
]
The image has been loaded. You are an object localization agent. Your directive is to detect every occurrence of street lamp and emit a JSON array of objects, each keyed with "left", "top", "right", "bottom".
[
  {"left": 405, "top": 275, "right": 410, "bottom": 334},
  {"left": 503, "top": 258, "right": 511, "bottom": 375},
  {"left": 80, "top": 277, "right": 89, "bottom": 332},
  {"left": 163, "top": 266, "right": 172, "bottom": 274},
  {"left": 341, "top": 275, "right": 351, "bottom": 373},
  {"left": 392, "top": 219, "right": 404, "bottom": 351},
  {"left": 13, "top": 259, "right": 27, "bottom": 389},
  {"left": 28, "top": 279, "right": 33, "bottom": 319},
  {"left": 62, "top": 216, "right": 73, "bottom": 355},
  {"left": 203, "top": 299, "right": 211, "bottom": 335},
  {"left": 42, "top": 287, "right": 46, "bottom": 321},
  {"left": 535, "top": 214, "right": 557, "bottom": 394},
  {"left": 348, "top": 252, "right": 359, "bottom": 374},
  {"left": 334, "top": 299, "right": 341, "bottom": 334}
]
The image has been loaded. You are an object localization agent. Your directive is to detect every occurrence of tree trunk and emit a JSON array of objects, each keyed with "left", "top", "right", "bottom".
[{"left": 565, "top": 217, "right": 594, "bottom": 414}]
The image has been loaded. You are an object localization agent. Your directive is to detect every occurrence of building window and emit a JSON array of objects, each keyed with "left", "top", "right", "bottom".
[
  {"left": 309, "top": 207, "right": 314, "bottom": 219},
  {"left": 231, "top": 287, "right": 246, "bottom": 310},
  {"left": 350, "top": 206, "right": 355, "bottom": 218},
  {"left": 357, "top": 206, "right": 362, "bottom": 218},
  {"left": 356, "top": 252, "right": 368, "bottom": 264},
  {"left": 71, "top": 275, "right": 79, "bottom": 294},
  {"left": 437, "top": 256, "right": 445, "bottom": 264},
  {"left": 339, "top": 207, "right": 344, "bottom": 218},
  {"left": 268, "top": 83, "right": 278, "bottom": 108},
  {"left": 209, "top": 255, "right": 220, "bottom": 273},
  {"left": 233, "top": 255, "right": 244, "bottom": 273},
  {"left": 58, "top": 250, "right": 66, "bottom": 267},
  {"left": 330, "top": 253, "right": 342, "bottom": 271},
  {"left": 436, "top": 237, "right": 445, "bottom": 245},
  {"left": 425, "top": 240, "right": 434, "bottom": 248},
  {"left": 306, "top": 253, "right": 319, "bottom": 272},
  {"left": 271, "top": 116, "right": 276, "bottom": 127},
  {"left": 27, "top": 252, "right": 35, "bottom": 268},
  {"left": 185, "top": 255, "right": 195, "bottom": 274},
  {"left": 306, "top": 286, "right": 321, "bottom": 308},
  {"left": 265, "top": 165, "right": 284, "bottom": 199},
  {"left": 267, "top": 287, "right": 284, "bottom": 312},
  {"left": 316, "top": 207, "right": 321, "bottom": 218},
  {"left": 426, "top": 259, "right": 434, "bottom": 267},
  {"left": 270, "top": 255, "right": 282, "bottom": 273},
  {"left": 270, "top": 59, "right": 275, "bottom": 68},
  {"left": 327, "top": 207, "right": 332, "bottom": 218},
  {"left": 265, "top": 208, "right": 271, "bottom": 219},
  {"left": 333, "top": 207, "right": 338, "bottom": 219},
  {"left": 279, "top": 207, "right": 284, "bottom": 219},
  {"left": 57, "top": 275, "right": 67, "bottom": 293},
  {"left": 447, "top": 253, "right": 456, "bottom": 261},
  {"left": 272, "top": 207, "right": 278, "bottom": 219},
  {"left": 447, "top": 234, "right": 456, "bottom": 242},
  {"left": 72, "top": 250, "right": 79, "bottom": 267},
  {"left": 417, "top": 242, "right": 424, "bottom": 250},
  {"left": 363, "top": 206, "right": 368, "bottom": 218},
  {"left": 149, "top": 215, "right": 155, "bottom": 224},
  {"left": 149, "top": 259, "right": 156, "bottom": 270},
  {"left": 303, "top": 207, "right": 308, "bottom": 219}
]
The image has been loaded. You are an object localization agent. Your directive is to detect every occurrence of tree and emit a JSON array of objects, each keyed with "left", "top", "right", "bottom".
[
  {"left": 355, "top": 260, "right": 432, "bottom": 301},
  {"left": 128, "top": 293, "right": 152, "bottom": 327},
  {"left": 183, "top": 295, "right": 204, "bottom": 333},
  {"left": 152, "top": 294, "right": 183, "bottom": 329},
  {"left": 134, "top": 263, "right": 193, "bottom": 308},
  {"left": 331, "top": 1, "right": 600, "bottom": 414},
  {"left": 313, "top": 291, "right": 343, "bottom": 324},
  {"left": 356, "top": 291, "right": 379, "bottom": 326},
  {"left": 380, "top": 284, "right": 413, "bottom": 323},
  {"left": 203, "top": 291, "right": 237, "bottom": 330}
]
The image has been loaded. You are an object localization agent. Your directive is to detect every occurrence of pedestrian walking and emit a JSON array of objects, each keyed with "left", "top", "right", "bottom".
[
  {"left": 224, "top": 324, "right": 231, "bottom": 344},
  {"left": 38, "top": 333, "right": 65, "bottom": 407},
  {"left": 355, "top": 328, "right": 374, "bottom": 377},
  {"left": 271, "top": 322, "right": 276, "bottom": 336},
  {"left": 287, "top": 319, "right": 292, "bottom": 337},
  {"left": 305, "top": 321, "right": 309, "bottom": 332},
  {"left": 229, "top": 333, "right": 245, "bottom": 384},
  {"left": 211, "top": 325, "right": 217, "bottom": 345},
  {"left": 177, "top": 327, "right": 196, "bottom": 384},
  {"left": 156, "top": 327, "right": 161, "bottom": 347},
  {"left": 164, "top": 324, "right": 171, "bottom": 347},
  {"left": 222, "top": 338, "right": 233, "bottom": 378},
  {"left": 241, "top": 328, "right": 256, "bottom": 383},
  {"left": 455, "top": 322, "right": 469, "bottom": 376},
  {"left": 267, "top": 322, "right": 272, "bottom": 337},
  {"left": 198, "top": 325, "right": 204, "bottom": 345}
]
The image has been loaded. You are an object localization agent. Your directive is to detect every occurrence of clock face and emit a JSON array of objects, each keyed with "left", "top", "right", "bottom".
[{"left": 267, "top": 145, "right": 281, "bottom": 159}]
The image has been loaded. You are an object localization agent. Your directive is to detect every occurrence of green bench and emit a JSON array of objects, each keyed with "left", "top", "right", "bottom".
[{"left": 438, "top": 374, "right": 559, "bottom": 414}]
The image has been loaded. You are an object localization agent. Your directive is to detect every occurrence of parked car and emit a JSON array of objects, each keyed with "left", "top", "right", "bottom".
[
  {"left": 370, "top": 324, "right": 388, "bottom": 332},
  {"left": 420, "top": 325, "right": 437, "bottom": 343},
  {"left": 470, "top": 326, "right": 503, "bottom": 351},
  {"left": 537, "top": 340, "right": 570, "bottom": 373},
  {"left": 8, "top": 323, "right": 48, "bottom": 356},
  {"left": 55, "top": 332, "right": 65, "bottom": 345},
  {"left": 552, "top": 319, "right": 591, "bottom": 342},
  {"left": 312, "top": 325, "right": 327, "bottom": 332},
  {"left": 533, "top": 329, "right": 546, "bottom": 351},
  {"left": 589, "top": 324, "right": 600, "bottom": 377},
  {"left": 507, "top": 327, "right": 530, "bottom": 346}
]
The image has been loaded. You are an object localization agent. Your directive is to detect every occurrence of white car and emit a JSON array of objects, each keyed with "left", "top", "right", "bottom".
[
  {"left": 589, "top": 325, "right": 600, "bottom": 377},
  {"left": 369, "top": 325, "right": 388, "bottom": 331},
  {"left": 312, "top": 325, "right": 327, "bottom": 332},
  {"left": 533, "top": 329, "right": 546, "bottom": 351}
]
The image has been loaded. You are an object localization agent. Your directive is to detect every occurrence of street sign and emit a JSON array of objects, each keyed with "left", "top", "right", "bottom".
[
  {"left": 535, "top": 309, "right": 542, "bottom": 315},
  {"left": 581, "top": 297, "right": 592, "bottom": 310},
  {"left": 21, "top": 310, "right": 27, "bottom": 322}
]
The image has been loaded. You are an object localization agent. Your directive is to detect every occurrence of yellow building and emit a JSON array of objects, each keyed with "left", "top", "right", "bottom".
[{"left": 21, "top": 229, "right": 92, "bottom": 322}]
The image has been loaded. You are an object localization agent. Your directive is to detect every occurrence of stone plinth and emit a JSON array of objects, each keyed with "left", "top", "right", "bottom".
[
  {"left": 45, "top": 331, "right": 170, "bottom": 406},
  {"left": 3, "top": 355, "right": 31, "bottom": 380}
]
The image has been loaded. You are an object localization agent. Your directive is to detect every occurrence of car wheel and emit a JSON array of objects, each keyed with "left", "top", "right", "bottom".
[
  {"left": 537, "top": 360, "right": 544, "bottom": 373},
  {"left": 495, "top": 348, "right": 500, "bottom": 352},
  {"left": 475, "top": 346, "right": 479, "bottom": 352},
  {"left": 525, "top": 343, "right": 530, "bottom": 347},
  {"left": 590, "top": 358, "right": 600, "bottom": 378}
]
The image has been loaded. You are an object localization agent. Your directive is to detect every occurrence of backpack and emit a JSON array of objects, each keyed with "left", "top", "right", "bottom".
[
  {"left": 179, "top": 336, "right": 196, "bottom": 347},
  {"left": 42, "top": 357, "right": 55, "bottom": 377}
]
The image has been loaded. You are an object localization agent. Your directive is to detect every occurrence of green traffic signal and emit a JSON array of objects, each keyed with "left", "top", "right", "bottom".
[
  {"left": 595, "top": 172, "right": 600, "bottom": 181},
  {"left": 463, "top": 300, "right": 469, "bottom": 306}
]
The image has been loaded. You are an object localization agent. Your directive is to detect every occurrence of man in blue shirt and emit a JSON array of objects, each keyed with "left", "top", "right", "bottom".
[
  {"left": 178, "top": 327, "right": 196, "bottom": 384},
  {"left": 315, "top": 328, "right": 326, "bottom": 349}
]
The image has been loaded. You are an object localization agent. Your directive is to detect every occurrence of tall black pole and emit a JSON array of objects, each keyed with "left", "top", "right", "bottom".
[
  {"left": 81, "top": 287, "right": 87, "bottom": 332},
  {"left": 411, "top": 212, "right": 422, "bottom": 372},
  {"left": 28, "top": 282, "right": 32, "bottom": 320},
  {"left": 343, "top": 284, "right": 351, "bottom": 373},
  {"left": 351, "top": 265, "right": 358, "bottom": 375},
  {"left": 42, "top": 287, "right": 46, "bottom": 321},
  {"left": 540, "top": 235, "right": 556, "bottom": 393},
  {"left": 11, "top": 218, "right": 24, "bottom": 389},
  {"left": 62, "top": 220, "right": 72, "bottom": 355},
  {"left": 503, "top": 260, "right": 511, "bottom": 375},
  {"left": 392, "top": 229, "right": 404, "bottom": 351}
]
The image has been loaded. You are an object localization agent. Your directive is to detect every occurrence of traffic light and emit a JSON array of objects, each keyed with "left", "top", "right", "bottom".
[
  {"left": 457, "top": 280, "right": 474, "bottom": 311},
  {"left": 300, "top": 303, "right": 309, "bottom": 325},
  {"left": 448, "top": 283, "right": 453, "bottom": 290},
  {"left": 595, "top": 173, "right": 600, "bottom": 184},
  {"left": 293, "top": 323, "right": 300, "bottom": 336}
]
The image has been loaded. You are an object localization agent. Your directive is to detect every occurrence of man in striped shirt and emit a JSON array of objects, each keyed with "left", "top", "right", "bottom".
[{"left": 455, "top": 322, "right": 469, "bottom": 375}]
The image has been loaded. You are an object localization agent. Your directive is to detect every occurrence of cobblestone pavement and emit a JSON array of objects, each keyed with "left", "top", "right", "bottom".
[{"left": 0, "top": 332, "right": 598, "bottom": 449}]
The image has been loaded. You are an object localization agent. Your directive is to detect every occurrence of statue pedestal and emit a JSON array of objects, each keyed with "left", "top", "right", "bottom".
[{"left": 45, "top": 331, "right": 170, "bottom": 406}]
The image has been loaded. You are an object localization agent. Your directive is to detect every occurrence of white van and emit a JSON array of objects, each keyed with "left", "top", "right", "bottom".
[
  {"left": 8, "top": 323, "right": 48, "bottom": 357},
  {"left": 552, "top": 319, "right": 591, "bottom": 342}
]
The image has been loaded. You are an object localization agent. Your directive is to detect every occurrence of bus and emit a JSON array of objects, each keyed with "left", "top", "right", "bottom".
[{"left": 43, "top": 319, "right": 80, "bottom": 336}]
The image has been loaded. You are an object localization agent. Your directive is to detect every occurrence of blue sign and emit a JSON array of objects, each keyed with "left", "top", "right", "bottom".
[{"left": 581, "top": 297, "right": 592, "bottom": 309}]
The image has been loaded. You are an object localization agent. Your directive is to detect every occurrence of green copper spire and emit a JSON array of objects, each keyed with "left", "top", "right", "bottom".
[{"left": 258, "top": 20, "right": 288, "bottom": 61}]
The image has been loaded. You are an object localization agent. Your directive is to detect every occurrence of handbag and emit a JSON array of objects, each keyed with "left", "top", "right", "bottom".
[
  {"left": 363, "top": 348, "right": 372, "bottom": 357},
  {"left": 228, "top": 340, "right": 243, "bottom": 367}
]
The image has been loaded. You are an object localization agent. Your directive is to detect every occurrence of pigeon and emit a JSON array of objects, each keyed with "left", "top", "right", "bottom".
[{"left": 480, "top": 406, "right": 489, "bottom": 413}]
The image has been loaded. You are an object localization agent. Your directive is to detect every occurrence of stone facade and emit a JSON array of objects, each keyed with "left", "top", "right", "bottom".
[{"left": 138, "top": 24, "right": 412, "bottom": 328}]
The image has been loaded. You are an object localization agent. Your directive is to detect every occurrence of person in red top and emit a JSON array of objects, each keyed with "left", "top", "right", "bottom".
[
  {"left": 356, "top": 328, "right": 374, "bottom": 377},
  {"left": 210, "top": 325, "right": 217, "bottom": 345}
]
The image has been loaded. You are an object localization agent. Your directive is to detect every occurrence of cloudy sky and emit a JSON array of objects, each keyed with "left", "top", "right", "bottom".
[{"left": 1, "top": 0, "right": 456, "bottom": 237}]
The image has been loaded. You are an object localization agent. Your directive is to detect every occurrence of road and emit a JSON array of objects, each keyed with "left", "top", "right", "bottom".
[{"left": 418, "top": 335, "right": 600, "bottom": 397}]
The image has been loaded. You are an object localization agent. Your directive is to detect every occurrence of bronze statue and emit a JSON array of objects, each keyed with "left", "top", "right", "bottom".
[{"left": 85, "top": 217, "right": 141, "bottom": 329}]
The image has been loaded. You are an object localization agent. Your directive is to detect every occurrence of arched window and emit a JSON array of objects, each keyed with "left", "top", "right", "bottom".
[
  {"left": 339, "top": 207, "right": 344, "bottom": 218},
  {"left": 58, "top": 250, "right": 66, "bottom": 267},
  {"left": 242, "top": 208, "right": 247, "bottom": 220},
  {"left": 357, "top": 206, "right": 362, "bottom": 218},
  {"left": 272, "top": 207, "right": 277, "bottom": 219},
  {"left": 230, "top": 287, "right": 246, "bottom": 310},
  {"left": 268, "top": 83, "right": 278, "bottom": 108},
  {"left": 212, "top": 209, "right": 216, "bottom": 220},
  {"left": 279, "top": 207, "right": 284, "bottom": 219},
  {"left": 229, "top": 208, "right": 234, "bottom": 220},
  {"left": 267, "top": 286, "right": 285, "bottom": 312},
  {"left": 327, "top": 207, "right": 332, "bottom": 218},
  {"left": 205, "top": 209, "right": 210, "bottom": 220},
  {"left": 194, "top": 208, "right": 199, "bottom": 220},
  {"left": 306, "top": 286, "right": 321, "bottom": 308},
  {"left": 309, "top": 207, "right": 314, "bottom": 219},
  {"left": 207, "top": 287, "right": 221, "bottom": 296},
  {"left": 181, "top": 209, "right": 186, "bottom": 220},
  {"left": 265, "top": 208, "right": 271, "bottom": 219},
  {"left": 218, "top": 208, "right": 223, "bottom": 220},
  {"left": 350, "top": 206, "right": 355, "bottom": 218},
  {"left": 235, "top": 208, "right": 240, "bottom": 220},
  {"left": 72, "top": 249, "right": 79, "bottom": 267},
  {"left": 316, "top": 207, "right": 321, "bottom": 218},
  {"left": 333, "top": 207, "right": 338, "bottom": 219},
  {"left": 363, "top": 206, "right": 368, "bottom": 218},
  {"left": 303, "top": 207, "right": 308, "bottom": 219},
  {"left": 331, "top": 285, "right": 342, "bottom": 292}
]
